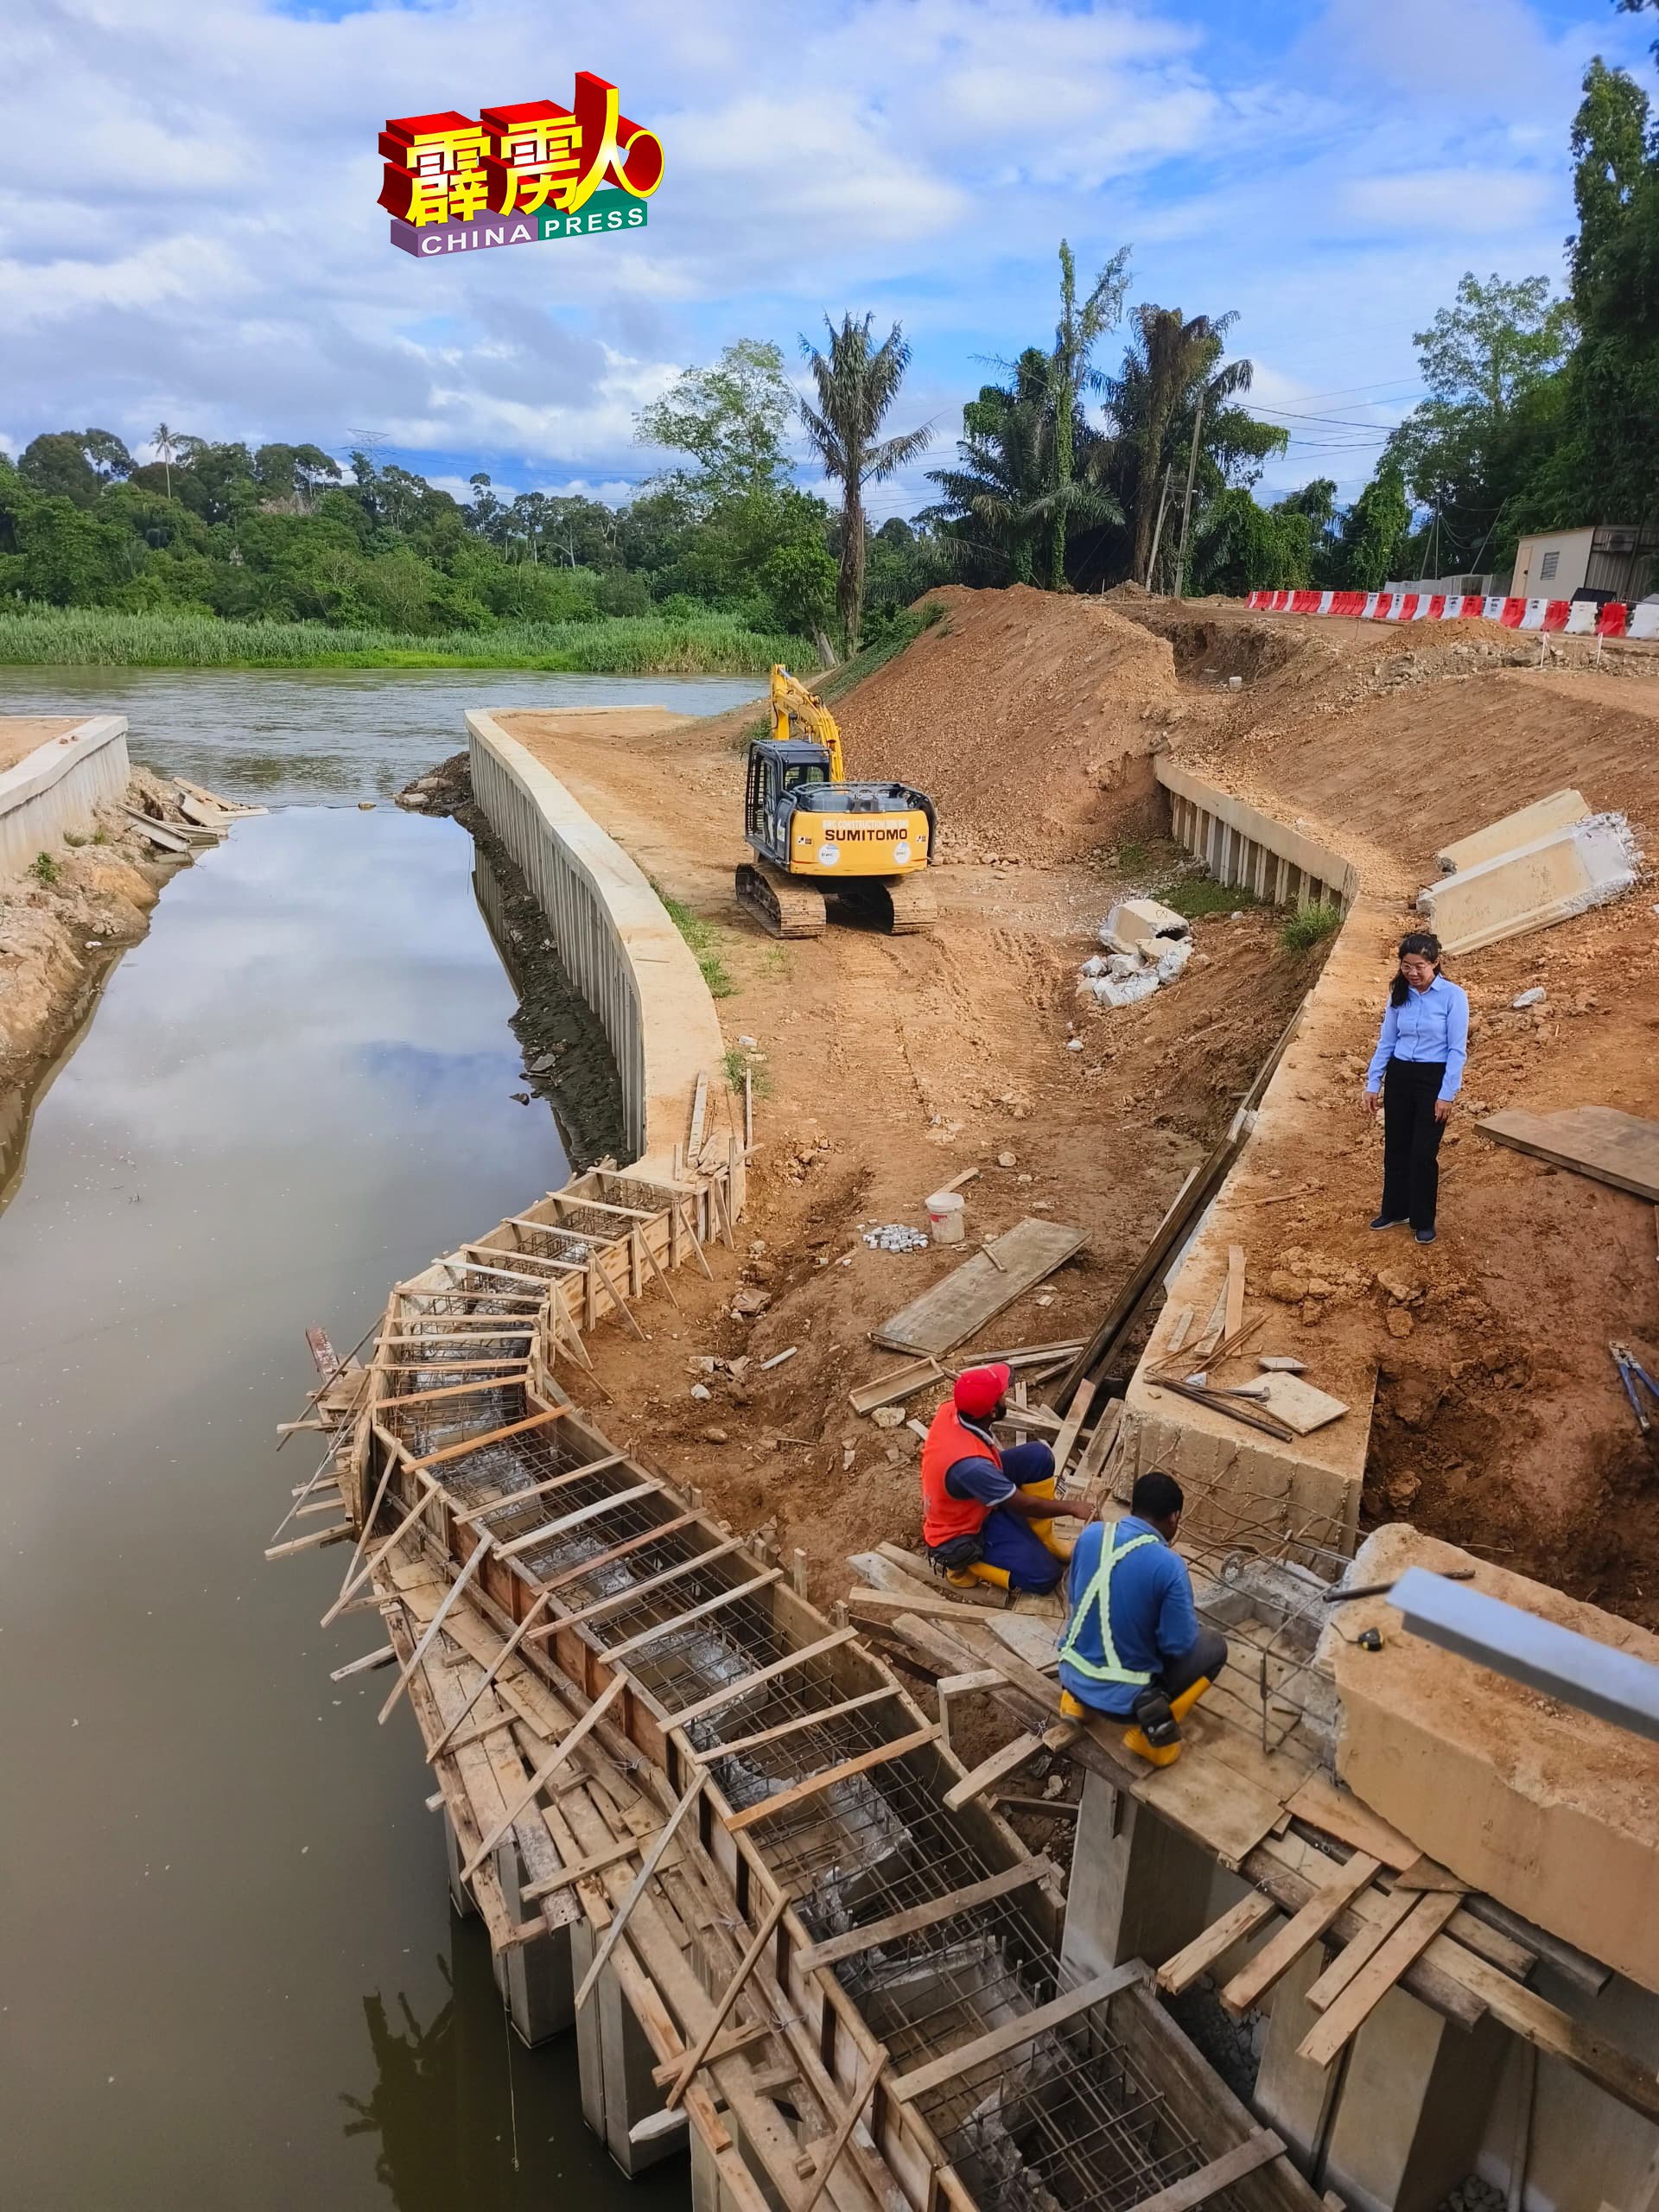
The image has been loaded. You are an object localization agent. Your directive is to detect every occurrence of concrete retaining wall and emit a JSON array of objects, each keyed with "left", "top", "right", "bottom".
[
  {"left": 1160, "top": 758, "right": 1359, "bottom": 912},
  {"left": 0, "top": 716, "right": 129, "bottom": 879},
  {"left": 467, "top": 709, "right": 731, "bottom": 1179}
]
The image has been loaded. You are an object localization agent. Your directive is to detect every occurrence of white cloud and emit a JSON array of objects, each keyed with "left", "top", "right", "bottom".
[{"left": 0, "top": 0, "right": 1637, "bottom": 503}]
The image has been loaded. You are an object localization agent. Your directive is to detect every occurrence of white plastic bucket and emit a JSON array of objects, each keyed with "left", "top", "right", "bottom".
[{"left": 925, "top": 1190, "right": 966, "bottom": 1244}]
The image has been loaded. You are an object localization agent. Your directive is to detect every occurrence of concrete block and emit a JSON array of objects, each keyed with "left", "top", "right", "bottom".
[
  {"left": 1435, "top": 789, "right": 1588, "bottom": 876},
  {"left": 1322, "top": 1986, "right": 1507, "bottom": 2212},
  {"left": 1325, "top": 1527, "right": 1659, "bottom": 1994},
  {"left": 1061, "top": 1782, "right": 1217, "bottom": 1977},
  {"left": 1101, "top": 896, "right": 1190, "bottom": 954},
  {"left": 1416, "top": 812, "right": 1638, "bottom": 955}
]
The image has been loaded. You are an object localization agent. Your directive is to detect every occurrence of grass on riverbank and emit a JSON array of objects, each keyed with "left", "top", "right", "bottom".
[
  {"left": 658, "top": 887, "right": 736, "bottom": 998},
  {"left": 0, "top": 605, "right": 809, "bottom": 675}
]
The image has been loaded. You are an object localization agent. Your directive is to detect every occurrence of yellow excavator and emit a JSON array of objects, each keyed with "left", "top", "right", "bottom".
[{"left": 735, "top": 665, "right": 939, "bottom": 938}]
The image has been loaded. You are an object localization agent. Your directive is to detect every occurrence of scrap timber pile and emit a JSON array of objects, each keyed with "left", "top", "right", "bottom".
[{"left": 272, "top": 1158, "right": 1340, "bottom": 2212}]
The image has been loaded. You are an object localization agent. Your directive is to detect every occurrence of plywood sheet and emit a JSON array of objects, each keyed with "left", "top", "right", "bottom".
[
  {"left": 1478, "top": 1106, "right": 1659, "bottom": 1203},
  {"left": 1251, "top": 1374, "right": 1350, "bottom": 1435},
  {"left": 872, "top": 1218, "right": 1086, "bottom": 1357}
]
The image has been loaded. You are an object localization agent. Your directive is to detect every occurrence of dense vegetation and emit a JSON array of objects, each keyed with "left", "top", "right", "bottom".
[{"left": 3, "top": 16, "right": 1653, "bottom": 658}]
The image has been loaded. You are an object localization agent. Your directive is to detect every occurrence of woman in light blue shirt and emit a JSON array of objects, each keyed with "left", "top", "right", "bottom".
[{"left": 1363, "top": 931, "right": 1468, "bottom": 1243}]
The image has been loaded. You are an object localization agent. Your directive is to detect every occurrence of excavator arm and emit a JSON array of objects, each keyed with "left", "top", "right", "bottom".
[{"left": 769, "top": 664, "right": 845, "bottom": 783}]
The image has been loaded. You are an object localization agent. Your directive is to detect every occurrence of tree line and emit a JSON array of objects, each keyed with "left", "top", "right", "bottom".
[{"left": 2, "top": 29, "right": 1654, "bottom": 654}]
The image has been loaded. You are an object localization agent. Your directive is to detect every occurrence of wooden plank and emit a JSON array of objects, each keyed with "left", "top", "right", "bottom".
[
  {"left": 650, "top": 2018, "right": 774, "bottom": 2089},
  {"left": 943, "top": 1730, "right": 1046, "bottom": 1812},
  {"left": 459, "top": 1672, "right": 627, "bottom": 1879},
  {"left": 496, "top": 1479, "right": 662, "bottom": 1558},
  {"left": 800, "top": 1859, "right": 1056, "bottom": 1974},
  {"left": 1478, "top": 1105, "right": 1659, "bottom": 1202},
  {"left": 849, "top": 1357, "right": 945, "bottom": 1416},
  {"left": 264, "top": 1522, "right": 353, "bottom": 1559},
  {"left": 664, "top": 1891, "right": 791, "bottom": 2107},
  {"left": 1297, "top": 1892, "right": 1465, "bottom": 2067},
  {"left": 687, "top": 1071, "right": 709, "bottom": 1157},
  {"left": 427, "top": 1587, "right": 557, "bottom": 1761},
  {"left": 573, "top": 1772, "right": 707, "bottom": 2011},
  {"left": 522, "top": 1831, "right": 653, "bottom": 1903},
  {"left": 377, "top": 1535, "right": 493, "bottom": 1723},
  {"left": 696, "top": 1686, "right": 898, "bottom": 1764},
  {"left": 331, "top": 1644, "right": 396, "bottom": 1681},
  {"left": 1304, "top": 1888, "right": 1416, "bottom": 2012},
  {"left": 531, "top": 1510, "right": 700, "bottom": 1597},
  {"left": 1284, "top": 1776, "right": 1418, "bottom": 1872},
  {"left": 407, "top": 1406, "right": 566, "bottom": 1471},
  {"left": 461, "top": 1242, "right": 582, "bottom": 1274},
  {"left": 590, "top": 1242, "right": 646, "bottom": 1341},
  {"left": 379, "top": 1375, "right": 528, "bottom": 1408},
  {"left": 1157, "top": 1893, "right": 1279, "bottom": 1997},
  {"left": 1224, "top": 1244, "right": 1245, "bottom": 1341},
  {"left": 1452, "top": 1949, "right": 1659, "bottom": 2124},
  {"left": 1121, "top": 2129, "right": 1287, "bottom": 2212},
  {"left": 723, "top": 1726, "right": 938, "bottom": 1834},
  {"left": 668, "top": 1628, "right": 859, "bottom": 1728},
  {"left": 873, "top": 1218, "right": 1088, "bottom": 1357},
  {"left": 797, "top": 2056, "right": 882, "bottom": 2212},
  {"left": 890, "top": 1965, "right": 1145, "bottom": 2103},
  {"left": 1050, "top": 1377, "right": 1095, "bottom": 1483},
  {"left": 550, "top": 1539, "right": 747, "bottom": 1635},
  {"left": 603, "top": 1568, "right": 782, "bottom": 1661},
  {"left": 1220, "top": 1854, "right": 1382, "bottom": 2016},
  {"left": 454, "top": 1452, "right": 630, "bottom": 1526}
]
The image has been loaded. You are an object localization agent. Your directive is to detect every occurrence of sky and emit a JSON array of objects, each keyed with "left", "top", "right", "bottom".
[{"left": 2, "top": 0, "right": 1652, "bottom": 522}]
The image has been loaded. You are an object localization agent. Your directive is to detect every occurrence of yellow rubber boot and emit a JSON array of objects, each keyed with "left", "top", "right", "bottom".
[
  {"left": 1122, "top": 1675, "right": 1212, "bottom": 1768},
  {"left": 947, "top": 1561, "right": 1011, "bottom": 1592},
  {"left": 1058, "top": 1690, "right": 1087, "bottom": 1721},
  {"left": 1020, "top": 1473, "right": 1073, "bottom": 1564}
]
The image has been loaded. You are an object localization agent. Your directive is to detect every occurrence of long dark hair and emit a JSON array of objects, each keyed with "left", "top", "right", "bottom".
[{"left": 1389, "top": 931, "right": 1443, "bottom": 1007}]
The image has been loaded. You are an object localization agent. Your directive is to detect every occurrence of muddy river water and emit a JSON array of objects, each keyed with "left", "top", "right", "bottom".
[{"left": 0, "top": 670, "right": 758, "bottom": 2209}]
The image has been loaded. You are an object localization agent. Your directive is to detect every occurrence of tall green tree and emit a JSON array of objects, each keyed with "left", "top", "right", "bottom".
[
  {"left": 634, "top": 339, "right": 795, "bottom": 515},
  {"left": 1105, "top": 308, "right": 1263, "bottom": 584},
  {"left": 150, "top": 423, "right": 181, "bottom": 499},
  {"left": 1045, "top": 240, "right": 1130, "bottom": 588},
  {"left": 798, "top": 314, "right": 931, "bottom": 654},
  {"left": 1331, "top": 460, "right": 1411, "bottom": 589}
]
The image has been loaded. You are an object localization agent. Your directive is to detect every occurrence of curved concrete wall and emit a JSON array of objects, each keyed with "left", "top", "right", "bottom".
[
  {"left": 466, "top": 709, "right": 731, "bottom": 1179},
  {"left": 0, "top": 716, "right": 129, "bottom": 878}
]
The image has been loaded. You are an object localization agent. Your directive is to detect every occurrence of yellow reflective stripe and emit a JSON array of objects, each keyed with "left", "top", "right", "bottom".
[{"left": 1058, "top": 1530, "right": 1159, "bottom": 1685}]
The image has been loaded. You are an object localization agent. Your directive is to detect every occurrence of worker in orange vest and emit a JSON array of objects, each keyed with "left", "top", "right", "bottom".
[{"left": 919, "top": 1363, "right": 1083, "bottom": 1594}]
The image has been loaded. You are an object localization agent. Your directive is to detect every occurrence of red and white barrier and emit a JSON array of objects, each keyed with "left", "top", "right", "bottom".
[{"left": 1244, "top": 588, "right": 1658, "bottom": 639}]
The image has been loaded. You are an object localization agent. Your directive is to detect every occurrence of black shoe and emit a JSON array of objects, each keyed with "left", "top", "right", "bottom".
[
  {"left": 1131, "top": 1687, "right": 1181, "bottom": 1749},
  {"left": 1370, "top": 1215, "right": 1407, "bottom": 1230},
  {"left": 1415, "top": 1228, "right": 1437, "bottom": 1243}
]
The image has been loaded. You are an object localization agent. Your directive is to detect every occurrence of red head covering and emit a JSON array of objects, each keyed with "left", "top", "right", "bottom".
[{"left": 953, "top": 1363, "right": 1011, "bottom": 1421}]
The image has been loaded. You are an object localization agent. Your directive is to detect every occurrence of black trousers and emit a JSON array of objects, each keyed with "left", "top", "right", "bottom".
[
  {"left": 1380, "top": 1057, "right": 1447, "bottom": 1231},
  {"left": 1160, "top": 1624, "right": 1229, "bottom": 1700}
]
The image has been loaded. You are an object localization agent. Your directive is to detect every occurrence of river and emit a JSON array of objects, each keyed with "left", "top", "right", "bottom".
[{"left": 0, "top": 670, "right": 759, "bottom": 2210}]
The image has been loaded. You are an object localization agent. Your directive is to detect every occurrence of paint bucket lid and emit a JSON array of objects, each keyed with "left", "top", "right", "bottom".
[{"left": 925, "top": 1190, "right": 965, "bottom": 1218}]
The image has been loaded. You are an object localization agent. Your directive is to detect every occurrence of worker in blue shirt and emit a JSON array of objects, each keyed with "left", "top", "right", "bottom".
[
  {"left": 1057, "top": 1471, "right": 1227, "bottom": 1757},
  {"left": 1363, "top": 931, "right": 1469, "bottom": 1244}
]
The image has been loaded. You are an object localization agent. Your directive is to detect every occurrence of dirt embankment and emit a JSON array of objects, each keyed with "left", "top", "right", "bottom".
[
  {"left": 0, "top": 766, "right": 199, "bottom": 1187},
  {"left": 835, "top": 585, "right": 1185, "bottom": 864},
  {"left": 482, "top": 677, "right": 1320, "bottom": 1594},
  {"left": 1123, "top": 602, "right": 1659, "bottom": 1622}
]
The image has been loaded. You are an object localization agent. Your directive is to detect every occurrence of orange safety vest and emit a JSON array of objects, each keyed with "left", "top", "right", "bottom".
[{"left": 920, "top": 1404, "right": 1002, "bottom": 1548}]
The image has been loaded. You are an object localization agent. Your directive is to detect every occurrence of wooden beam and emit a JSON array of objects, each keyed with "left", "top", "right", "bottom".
[
  {"left": 264, "top": 1522, "right": 353, "bottom": 1559},
  {"left": 381, "top": 1375, "right": 528, "bottom": 1408},
  {"left": 693, "top": 1686, "right": 897, "bottom": 1764},
  {"left": 1121, "top": 2129, "right": 1286, "bottom": 2212},
  {"left": 667, "top": 1628, "right": 857, "bottom": 1728},
  {"left": 1224, "top": 1243, "right": 1246, "bottom": 1341},
  {"left": 377, "top": 1536, "right": 493, "bottom": 1724},
  {"left": 944, "top": 1720, "right": 1076, "bottom": 1813},
  {"left": 1298, "top": 1892, "right": 1464, "bottom": 2068},
  {"left": 454, "top": 1452, "right": 629, "bottom": 1527},
  {"left": 521, "top": 1831, "right": 653, "bottom": 1903},
  {"left": 797, "top": 2056, "right": 882, "bottom": 2212},
  {"left": 889, "top": 1965, "right": 1145, "bottom": 2103},
  {"left": 650, "top": 2018, "right": 773, "bottom": 2088},
  {"left": 1304, "top": 1890, "right": 1416, "bottom": 2012},
  {"left": 723, "top": 1726, "right": 937, "bottom": 1834},
  {"left": 1049, "top": 1377, "right": 1095, "bottom": 1484},
  {"left": 427, "top": 1586, "right": 556, "bottom": 1762},
  {"left": 407, "top": 1406, "right": 567, "bottom": 1471},
  {"left": 800, "top": 1859, "right": 1055, "bottom": 1974},
  {"left": 497, "top": 1479, "right": 663, "bottom": 1559},
  {"left": 602, "top": 1568, "right": 781, "bottom": 1661},
  {"left": 589, "top": 1243, "right": 646, "bottom": 1341},
  {"left": 459, "top": 1672, "right": 626, "bottom": 1880},
  {"left": 530, "top": 1510, "right": 700, "bottom": 1598},
  {"left": 321, "top": 1481, "right": 435, "bottom": 1626},
  {"left": 1220, "top": 1854, "right": 1382, "bottom": 2016},
  {"left": 573, "top": 1772, "right": 707, "bottom": 2012},
  {"left": 664, "top": 1891, "right": 791, "bottom": 2107},
  {"left": 548, "top": 1539, "right": 747, "bottom": 1635},
  {"left": 1157, "top": 1893, "right": 1279, "bottom": 1998}
]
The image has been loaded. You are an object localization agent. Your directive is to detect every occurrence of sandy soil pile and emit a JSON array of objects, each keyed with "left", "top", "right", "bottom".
[{"left": 834, "top": 585, "right": 1185, "bottom": 863}]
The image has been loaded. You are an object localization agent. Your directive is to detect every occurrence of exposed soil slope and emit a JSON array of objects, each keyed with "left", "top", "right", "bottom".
[{"left": 835, "top": 586, "right": 1183, "bottom": 863}]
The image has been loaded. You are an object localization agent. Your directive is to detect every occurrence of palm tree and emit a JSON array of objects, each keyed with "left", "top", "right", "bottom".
[
  {"left": 150, "top": 423, "right": 180, "bottom": 498},
  {"left": 1110, "top": 308, "right": 1254, "bottom": 584},
  {"left": 798, "top": 314, "right": 931, "bottom": 655},
  {"left": 1045, "top": 241, "right": 1130, "bottom": 588}
]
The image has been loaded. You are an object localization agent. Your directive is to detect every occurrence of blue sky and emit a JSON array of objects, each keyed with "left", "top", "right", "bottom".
[{"left": 2, "top": 0, "right": 1651, "bottom": 519}]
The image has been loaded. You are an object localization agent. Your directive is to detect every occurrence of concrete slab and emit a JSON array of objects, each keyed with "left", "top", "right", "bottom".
[
  {"left": 1101, "top": 895, "right": 1190, "bottom": 953},
  {"left": 1322, "top": 1527, "right": 1659, "bottom": 1993},
  {"left": 1434, "top": 788, "right": 1588, "bottom": 876},
  {"left": 1416, "top": 811, "right": 1638, "bottom": 955}
]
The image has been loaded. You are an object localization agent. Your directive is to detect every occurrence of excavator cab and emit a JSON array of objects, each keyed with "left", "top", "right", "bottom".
[{"left": 734, "top": 667, "right": 941, "bottom": 939}]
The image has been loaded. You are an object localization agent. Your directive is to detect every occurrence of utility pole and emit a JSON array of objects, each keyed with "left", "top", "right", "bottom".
[
  {"left": 1174, "top": 394, "right": 1205, "bottom": 600},
  {"left": 1145, "top": 465, "right": 1174, "bottom": 593}
]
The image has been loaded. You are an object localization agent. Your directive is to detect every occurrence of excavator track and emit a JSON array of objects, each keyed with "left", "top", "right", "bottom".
[
  {"left": 882, "top": 871, "right": 938, "bottom": 935},
  {"left": 735, "top": 861, "right": 828, "bottom": 939}
]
